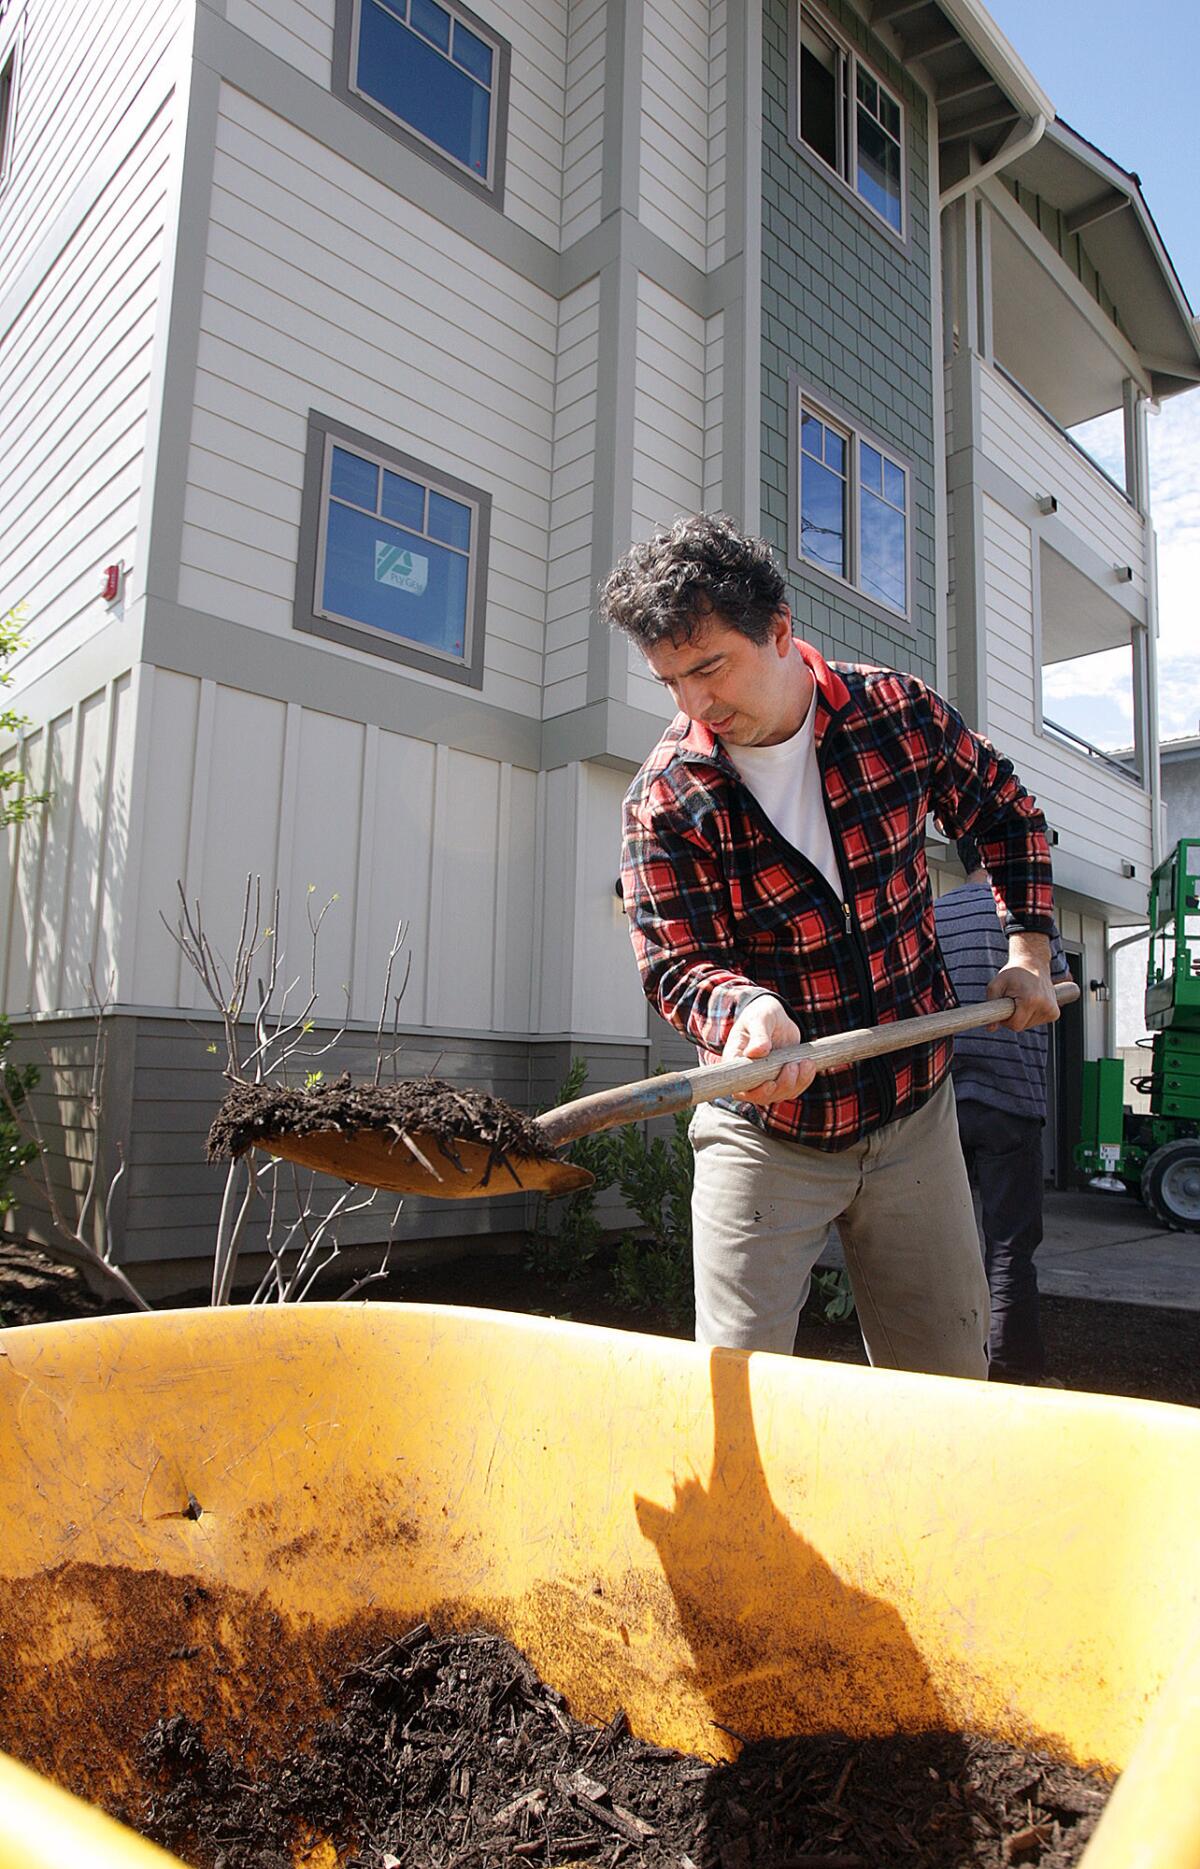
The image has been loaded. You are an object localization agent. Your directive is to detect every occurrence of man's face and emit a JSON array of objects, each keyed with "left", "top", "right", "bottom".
[{"left": 643, "top": 607, "right": 805, "bottom": 747}]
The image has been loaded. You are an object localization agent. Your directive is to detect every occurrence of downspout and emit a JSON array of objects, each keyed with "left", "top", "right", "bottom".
[{"left": 938, "top": 112, "right": 1047, "bottom": 210}]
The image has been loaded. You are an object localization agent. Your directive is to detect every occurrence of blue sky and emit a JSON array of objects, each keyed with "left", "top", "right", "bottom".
[
  {"left": 986, "top": 0, "right": 1199, "bottom": 305},
  {"left": 985, "top": 0, "right": 1200, "bottom": 749}
]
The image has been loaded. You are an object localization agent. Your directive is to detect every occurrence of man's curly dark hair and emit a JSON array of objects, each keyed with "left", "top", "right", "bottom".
[{"left": 599, "top": 513, "right": 787, "bottom": 648}]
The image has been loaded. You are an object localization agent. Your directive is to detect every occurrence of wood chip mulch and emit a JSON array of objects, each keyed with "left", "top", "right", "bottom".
[
  {"left": 132, "top": 1625, "right": 1112, "bottom": 1869},
  {"left": 206, "top": 1075, "right": 555, "bottom": 1167}
]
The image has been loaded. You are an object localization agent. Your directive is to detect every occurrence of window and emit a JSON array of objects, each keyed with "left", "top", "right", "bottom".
[
  {"left": 795, "top": 392, "right": 910, "bottom": 619},
  {"left": 796, "top": 5, "right": 904, "bottom": 235},
  {"left": 337, "top": 0, "right": 508, "bottom": 197},
  {"left": 296, "top": 415, "right": 490, "bottom": 686},
  {"left": 799, "top": 409, "right": 848, "bottom": 581}
]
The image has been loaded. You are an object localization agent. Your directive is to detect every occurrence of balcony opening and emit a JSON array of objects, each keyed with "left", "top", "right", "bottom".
[
  {"left": 1066, "top": 407, "right": 1126, "bottom": 494},
  {"left": 1039, "top": 541, "right": 1141, "bottom": 780},
  {"left": 988, "top": 210, "right": 1133, "bottom": 500}
]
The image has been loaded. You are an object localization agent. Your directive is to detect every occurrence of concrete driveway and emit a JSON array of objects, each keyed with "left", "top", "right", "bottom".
[
  {"left": 820, "top": 1184, "right": 1200, "bottom": 1312},
  {"left": 1037, "top": 1186, "right": 1200, "bottom": 1311}
]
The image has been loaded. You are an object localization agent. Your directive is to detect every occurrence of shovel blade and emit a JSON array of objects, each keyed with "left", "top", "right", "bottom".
[{"left": 251, "top": 1128, "right": 594, "bottom": 1199}]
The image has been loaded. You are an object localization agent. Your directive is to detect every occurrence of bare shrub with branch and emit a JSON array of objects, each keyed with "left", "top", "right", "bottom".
[
  {"left": 3, "top": 881, "right": 410, "bottom": 1312},
  {"left": 165, "top": 877, "right": 412, "bottom": 1306},
  {"left": 1, "top": 971, "right": 150, "bottom": 1311}
]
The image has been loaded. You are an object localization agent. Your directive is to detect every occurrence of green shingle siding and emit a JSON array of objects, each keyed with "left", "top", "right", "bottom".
[{"left": 761, "top": 0, "right": 938, "bottom": 681}]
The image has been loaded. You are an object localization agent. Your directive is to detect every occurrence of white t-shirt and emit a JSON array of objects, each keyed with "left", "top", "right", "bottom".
[{"left": 723, "top": 689, "right": 843, "bottom": 901}]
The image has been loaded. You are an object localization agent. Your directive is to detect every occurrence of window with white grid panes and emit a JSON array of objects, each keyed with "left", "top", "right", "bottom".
[
  {"left": 797, "top": 393, "right": 910, "bottom": 619},
  {"left": 795, "top": 4, "right": 905, "bottom": 236}
]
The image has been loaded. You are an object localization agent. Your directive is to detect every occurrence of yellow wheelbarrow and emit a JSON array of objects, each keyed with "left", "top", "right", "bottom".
[{"left": 1, "top": 1304, "right": 1197, "bottom": 1867}]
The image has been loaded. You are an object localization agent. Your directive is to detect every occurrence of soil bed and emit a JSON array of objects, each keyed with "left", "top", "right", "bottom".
[
  {"left": 366, "top": 1250, "right": 1200, "bottom": 1411},
  {"left": 1, "top": 1240, "right": 1196, "bottom": 1409},
  {"left": 131, "top": 1623, "right": 1111, "bottom": 1869}
]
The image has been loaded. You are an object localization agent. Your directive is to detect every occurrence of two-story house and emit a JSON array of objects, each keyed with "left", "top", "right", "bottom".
[{"left": 2, "top": 0, "right": 1197, "bottom": 1289}]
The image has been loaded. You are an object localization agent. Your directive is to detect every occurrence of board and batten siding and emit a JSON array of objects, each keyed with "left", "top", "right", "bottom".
[
  {"left": 0, "top": 106, "right": 174, "bottom": 691},
  {"left": 1, "top": 673, "right": 137, "bottom": 1017},
  {"left": 532, "top": 761, "right": 648, "bottom": 1037},
  {"left": 561, "top": 0, "right": 606, "bottom": 248},
  {"left": 127, "top": 666, "right": 540, "bottom": 1033},
  {"left": 223, "top": 0, "right": 568, "bottom": 248},
  {"left": 625, "top": 277, "right": 712, "bottom": 720},
  {"left": 543, "top": 277, "right": 600, "bottom": 719},
  {"left": 181, "top": 86, "right": 557, "bottom": 719},
  {"left": 977, "top": 364, "right": 1146, "bottom": 593},
  {"left": 978, "top": 496, "right": 1151, "bottom": 880}
]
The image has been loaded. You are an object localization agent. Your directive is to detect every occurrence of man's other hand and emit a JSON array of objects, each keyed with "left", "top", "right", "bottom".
[
  {"left": 722, "top": 997, "right": 817, "bottom": 1105},
  {"left": 986, "top": 931, "right": 1060, "bottom": 1031}
]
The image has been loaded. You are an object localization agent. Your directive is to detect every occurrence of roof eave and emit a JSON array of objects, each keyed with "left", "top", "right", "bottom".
[{"left": 926, "top": 0, "right": 1053, "bottom": 122}]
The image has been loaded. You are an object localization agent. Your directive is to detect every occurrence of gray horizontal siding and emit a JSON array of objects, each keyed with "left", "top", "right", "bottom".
[{"left": 4, "top": 1011, "right": 697, "bottom": 1281}]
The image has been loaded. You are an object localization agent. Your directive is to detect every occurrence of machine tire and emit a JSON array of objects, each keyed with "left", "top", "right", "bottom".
[{"left": 1141, "top": 1139, "right": 1200, "bottom": 1233}]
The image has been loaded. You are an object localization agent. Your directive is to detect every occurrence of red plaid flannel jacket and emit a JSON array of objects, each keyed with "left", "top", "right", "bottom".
[{"left": 620, "top": 641, "right": 1055, "bottom": 1150}]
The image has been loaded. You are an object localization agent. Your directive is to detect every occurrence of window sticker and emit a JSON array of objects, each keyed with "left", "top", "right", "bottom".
[{"left": 375, "top": 541, "right": 430, "bottom": 594}]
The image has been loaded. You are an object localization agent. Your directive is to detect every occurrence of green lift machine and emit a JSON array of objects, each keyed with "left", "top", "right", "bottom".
[{"left": 1076, "top": 836, "right": 1200, "bottom": 1231}]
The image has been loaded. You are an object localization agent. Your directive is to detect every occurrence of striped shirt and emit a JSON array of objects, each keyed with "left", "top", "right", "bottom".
[{"left": 933, "top": 880, "right": 1068, "bottom": 1122}]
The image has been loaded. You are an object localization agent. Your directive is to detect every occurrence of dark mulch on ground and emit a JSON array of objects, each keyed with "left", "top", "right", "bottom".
[
  {"left": 369, "top": 1249, "right": 1200, "bottom": 1411},
  {"left": 206, "top": 1074, "right": 555, "bottom": 1166},
  {"left": 1, "top": 1236, "right": 1196, "bottom": 1408},
  {"left": 131, "top": 1624, "right": 1110, "bottom": 1869}
]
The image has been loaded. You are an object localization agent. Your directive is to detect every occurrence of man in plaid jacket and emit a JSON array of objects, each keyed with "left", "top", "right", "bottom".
[{"left": 604, "top": 514, "right": 1060, "bottom": 1379}]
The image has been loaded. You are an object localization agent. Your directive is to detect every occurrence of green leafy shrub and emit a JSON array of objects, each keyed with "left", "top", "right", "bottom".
[
  {"left": 525, "top": 1059, "right": 618, "bottom": 1282},
  {"left": 526, "top": 1059, "right": 697, "bottom": 1325},
  {"left": 608, "top": 1108, "right": 695, "bottom": 1324},
  {"left": 810, "top": 1265, "right": 857, "bottom": 1323}
]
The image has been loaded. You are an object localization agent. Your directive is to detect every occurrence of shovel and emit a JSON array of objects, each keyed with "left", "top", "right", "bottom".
[{"left": 251, "top": 981, "right": 1078, "bottom": 1199}]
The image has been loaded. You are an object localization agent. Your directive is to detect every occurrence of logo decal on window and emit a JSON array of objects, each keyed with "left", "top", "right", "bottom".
[{"left": 375, "top": 542, "right": 429, "bottom": 594}]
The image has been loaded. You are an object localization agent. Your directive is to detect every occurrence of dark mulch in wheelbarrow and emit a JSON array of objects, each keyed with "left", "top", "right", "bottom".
[
  {"left": 206, "top": 1074, "right": 555, "bottom": 1165},
  {"left": 134, "top": 1623, "right": 1111, "bottom": 1869}
]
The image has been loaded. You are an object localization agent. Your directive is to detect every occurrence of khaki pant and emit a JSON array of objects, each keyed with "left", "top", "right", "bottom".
[{"left": 690, "top": 1077, "right": 989, "bottom": 1378}]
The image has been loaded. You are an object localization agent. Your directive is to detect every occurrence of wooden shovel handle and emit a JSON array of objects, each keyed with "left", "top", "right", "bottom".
[{"left": 536, "top": 980, "right": 1080, "bottom": 1148}]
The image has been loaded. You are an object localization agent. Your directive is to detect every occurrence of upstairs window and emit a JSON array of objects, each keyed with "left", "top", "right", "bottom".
[
  {"left": 296, "top": 415, "right": 490, "bottom": 687},
  {"left": 796, "top": 5, "right": 905, "bottom": 236},
  {"left": 796, "top": 390, "right": 910, "bottom": 620},
  {"left": 337, "top": 0, "right": 509, "bottom": 199}
]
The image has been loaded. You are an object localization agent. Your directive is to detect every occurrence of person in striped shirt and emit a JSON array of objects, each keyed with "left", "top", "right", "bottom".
[{"left": 934, "top": 835, "right": 1070, "bottom": 1383}]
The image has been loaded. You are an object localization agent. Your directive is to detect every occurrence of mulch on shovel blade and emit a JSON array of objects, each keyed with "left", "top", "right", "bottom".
[
  {"left": 133, "top": 1625, "right": 1111, "bottom": 1869},
  {"left": 207, "top": 1075, "right": 555, "bottom": 1167}
]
